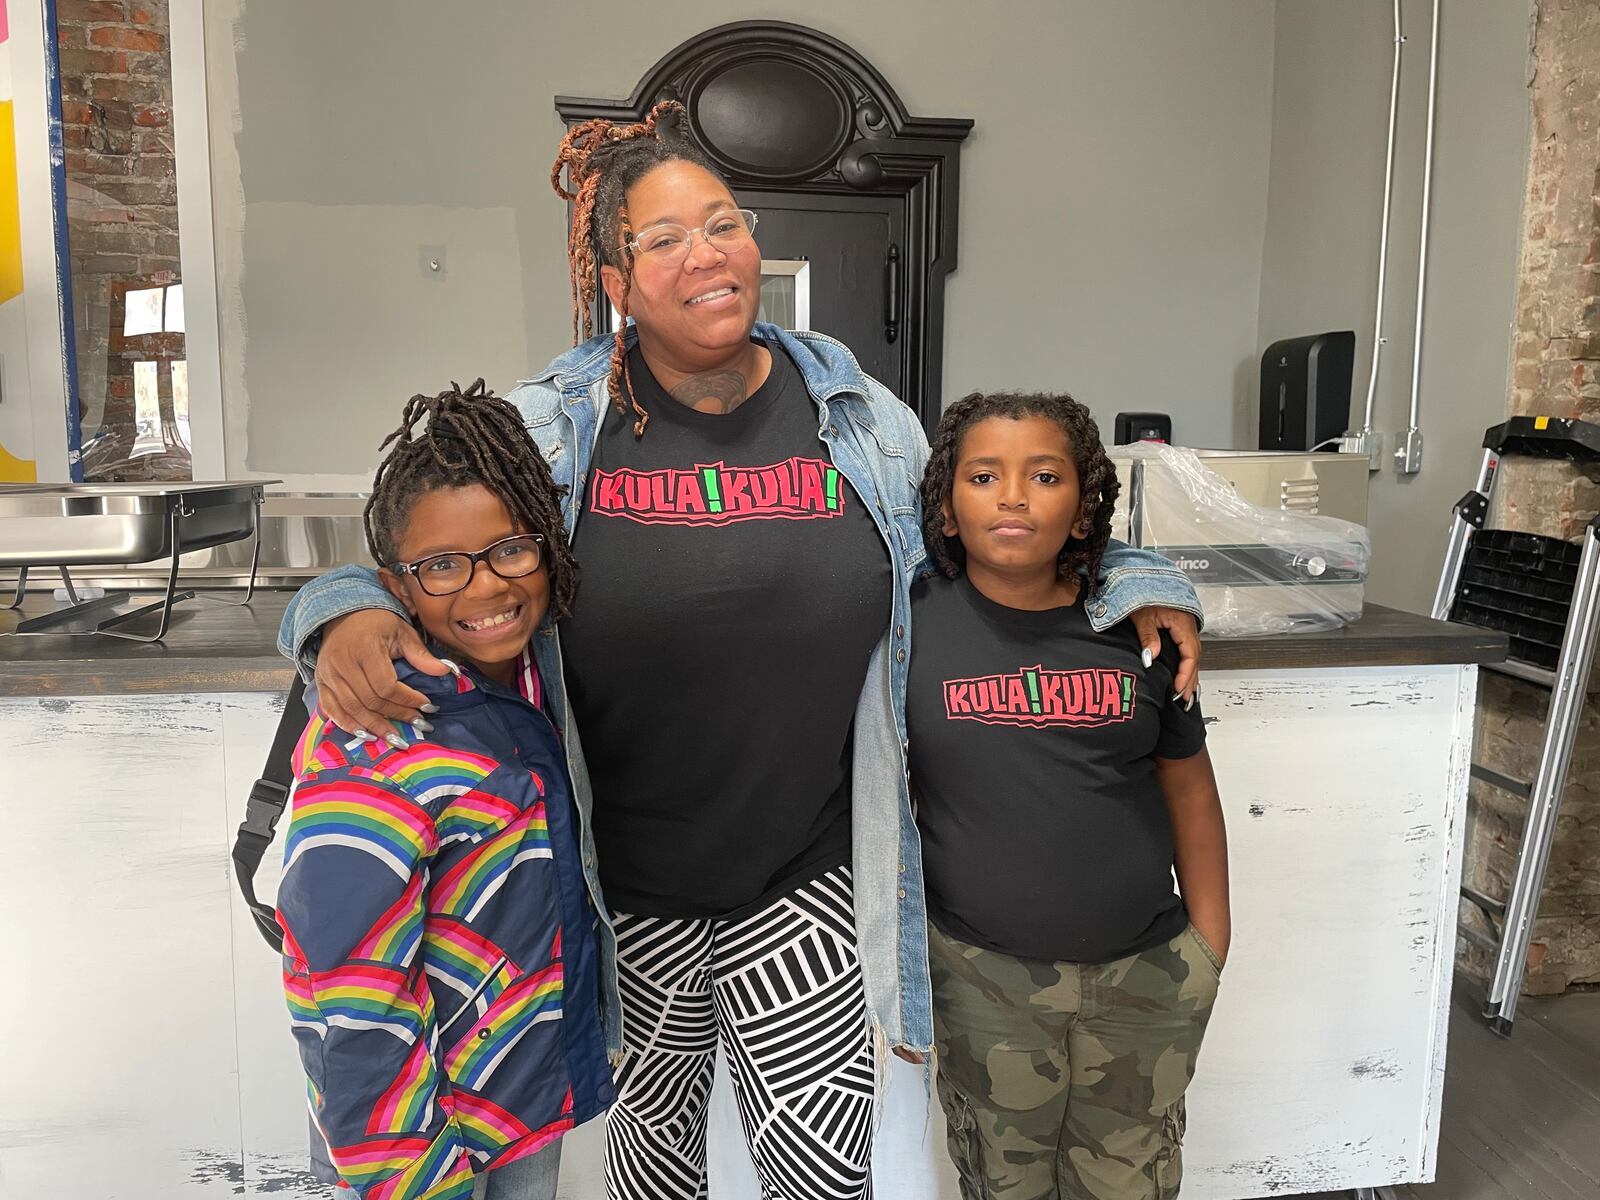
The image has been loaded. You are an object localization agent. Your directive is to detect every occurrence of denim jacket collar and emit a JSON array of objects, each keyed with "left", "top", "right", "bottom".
[{"left": 527, "top": 322, "right": 880, "bottom": 430}]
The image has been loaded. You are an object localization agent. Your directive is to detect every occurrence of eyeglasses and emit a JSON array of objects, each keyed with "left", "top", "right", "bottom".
[
  {"left": 392, "top": 534, "right": 545, "bottom": 597},
  {"left": 624, "top": 209, "right": 759, "bottom": 266}
]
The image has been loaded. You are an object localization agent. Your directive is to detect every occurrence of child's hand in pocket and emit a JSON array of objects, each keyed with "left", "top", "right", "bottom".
[{"left": 1192, "top": 915, "right": 1230, "bottom": 967}]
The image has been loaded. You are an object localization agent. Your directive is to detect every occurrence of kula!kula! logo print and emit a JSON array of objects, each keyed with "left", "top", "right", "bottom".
[
  {"left": 590, "top": 458, "right": 844, "bottom": 526},
  {"left": 943, "top": 666, "right": 1137, "bottom": 729}
]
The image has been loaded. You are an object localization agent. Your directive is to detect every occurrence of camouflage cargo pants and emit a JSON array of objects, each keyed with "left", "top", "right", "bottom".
[{"left": 929, "top": 921, "right": 1222, "bottom": 1200}]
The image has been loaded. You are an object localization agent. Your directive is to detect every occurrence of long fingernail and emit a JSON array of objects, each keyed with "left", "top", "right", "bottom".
[
  {"left": 420, "top": 702, "right": 440, "bottom": 713},
  {"left": 412, "top": 718, "right": 434, "bottom": 733},
  {"left": 386, "top": 732, "right": 407, "bottom": 749},
  {"left": 353, "top": 728, "right": 375, "bottom": 742},
  {"left": 1172, "top": 691, "right": 1183, "bottom": 702},
  {"left": 1142, "top": 648, "right": 1154, "bottom": 668},
  {"left": 1185, "top": 694, "right": 1195, "bottom": 711}
]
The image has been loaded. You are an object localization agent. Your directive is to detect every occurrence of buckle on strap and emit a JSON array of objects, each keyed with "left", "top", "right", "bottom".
[{"left": 241, "top": 779, "right": 290, "bottom": 840}]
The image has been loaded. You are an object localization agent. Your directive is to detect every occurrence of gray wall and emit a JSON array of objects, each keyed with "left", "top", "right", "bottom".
[
  {"left": 1257, "top": 0, "right": 1531, "bottom": 613},
  {"left": 208, "top": 0, "right": 1277, "bottom": 488}
]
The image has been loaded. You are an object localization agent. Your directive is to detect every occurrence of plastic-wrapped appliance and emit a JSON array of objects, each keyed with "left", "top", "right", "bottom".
[{"left": 1109, "top": 443, "right": 1370, "bottom": 637}]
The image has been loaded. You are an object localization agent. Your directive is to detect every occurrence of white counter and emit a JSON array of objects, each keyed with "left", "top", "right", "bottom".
[{"left": 0, "top": 650, "right": 1482, "bottom": 1198}]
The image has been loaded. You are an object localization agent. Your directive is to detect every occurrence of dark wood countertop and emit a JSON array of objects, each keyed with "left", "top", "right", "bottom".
[
  {"left": 1212, "top": 603, "right": 1507, "bottom": 672},
  {"left": 0, "top": 592, "right": 1506, "bottom": 699},
  {"left": 0, "top": 589, "right": 300, "bottom": 697}
]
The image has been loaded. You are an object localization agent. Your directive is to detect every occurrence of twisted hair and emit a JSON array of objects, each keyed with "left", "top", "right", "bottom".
[
  {"left": 550, "top": 99, "right": 722, "bottom": 437},
  {"left": 921, "top": 392, "right": 1119, "bottom": 588},
  {"left": 364, "top": 379, "right": 579, "bottom": 621}
]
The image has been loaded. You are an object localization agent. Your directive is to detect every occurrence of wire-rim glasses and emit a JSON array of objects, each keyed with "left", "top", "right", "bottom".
[{"left": 624, "top": 208, "right": 759, "bottom": 265}]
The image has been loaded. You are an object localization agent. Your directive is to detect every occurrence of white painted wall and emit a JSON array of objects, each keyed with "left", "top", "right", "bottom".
[
  {"left": 1256, "top": 1, "right": 1532, "bottom": 613},
  {"left": 203, "top": 0, "right": 1278, "bottom": 488}
]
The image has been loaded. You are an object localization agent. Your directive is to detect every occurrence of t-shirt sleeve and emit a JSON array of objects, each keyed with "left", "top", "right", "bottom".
[{"left": 1154, "top": 635, "right": 1207, "bottom": 760}]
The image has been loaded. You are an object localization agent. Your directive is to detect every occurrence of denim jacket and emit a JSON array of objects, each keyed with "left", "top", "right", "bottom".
[{"left": 278, "top": 323, "right": 1203, "bottom": 1055}]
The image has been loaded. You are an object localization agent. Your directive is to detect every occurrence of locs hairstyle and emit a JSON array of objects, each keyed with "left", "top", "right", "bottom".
[
  {"left": 363, "top": 379, "right": 579, "bottom": 620},
  {"left": 550, "top": 100, "right": 724, "bottom": 438}
]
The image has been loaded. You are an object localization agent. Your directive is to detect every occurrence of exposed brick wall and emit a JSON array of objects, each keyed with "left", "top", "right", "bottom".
[
  {"left": 56, "top": 0, "right": 188, "bottom": 481},
  {"left": 1462, "top": 0, "right": 1600, "bottom": 993}
]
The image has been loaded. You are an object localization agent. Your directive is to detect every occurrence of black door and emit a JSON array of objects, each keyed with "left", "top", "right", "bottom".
[
  {"left": 557, "top": 20, "right": 972, "bottom": 437},
  {"left": 743, "top": 190, "right": 906, "bottom": 399}
]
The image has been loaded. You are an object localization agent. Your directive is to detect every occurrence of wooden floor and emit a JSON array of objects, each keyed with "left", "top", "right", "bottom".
[{"left": 1296, "top": 980, "right": 1600, "bottom": 1200}]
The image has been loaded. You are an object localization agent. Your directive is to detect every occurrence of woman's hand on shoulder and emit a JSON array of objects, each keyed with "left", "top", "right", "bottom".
[
  {"left": 315, "top": 610, "right": 449, "bottom": 744},
  {"left": 1131, "top": 606, "right": 1201, "bottom": 703}
]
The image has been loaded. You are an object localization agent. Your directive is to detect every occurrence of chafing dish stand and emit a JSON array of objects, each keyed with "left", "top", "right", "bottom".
[{"left": 1, "top": 482, "right": 276, "bottom": 642}]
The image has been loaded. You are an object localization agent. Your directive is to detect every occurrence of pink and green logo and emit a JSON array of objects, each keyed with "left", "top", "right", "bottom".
[
  {"left": 590, "top": 457, "right": 844, "bottom": 526},
  {"left": 943, "top": 666, "right": 1136, "bottom": 728}
]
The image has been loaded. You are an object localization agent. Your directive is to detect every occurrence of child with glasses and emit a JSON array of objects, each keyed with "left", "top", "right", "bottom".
[{"left": 275, "top": 381, "right": 609, "bottom": 1200}]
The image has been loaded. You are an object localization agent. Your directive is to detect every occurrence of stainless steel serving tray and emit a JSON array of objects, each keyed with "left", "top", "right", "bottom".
[{"left": 0, "top": 481, "right": 276, "bottom": 568}]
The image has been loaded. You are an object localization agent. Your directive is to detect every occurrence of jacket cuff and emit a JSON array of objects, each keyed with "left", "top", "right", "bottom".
[{"left": 279, "top": 579, "right": 411, "bottom": 678}]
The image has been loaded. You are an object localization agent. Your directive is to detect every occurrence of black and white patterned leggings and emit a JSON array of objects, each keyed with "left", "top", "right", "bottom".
[{"left": 603, "top": 865, "right": 877, "bottom": 1200}]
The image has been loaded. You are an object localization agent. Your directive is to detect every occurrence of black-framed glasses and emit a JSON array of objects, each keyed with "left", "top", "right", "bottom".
[
  {"left": 392, "top": 534, "right": 545, "bottom": 597},
  {"left": 624, "top": 208, "right": 759, "bottom": 265}
]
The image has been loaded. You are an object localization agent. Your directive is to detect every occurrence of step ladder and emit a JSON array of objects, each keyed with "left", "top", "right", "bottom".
[{"left": 1432, "top": 415, "right": 1600, "bottom": 1036}]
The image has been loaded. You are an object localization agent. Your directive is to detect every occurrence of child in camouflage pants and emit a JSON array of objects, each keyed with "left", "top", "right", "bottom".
[{"left": 907, "top": 393, "right": 1230, "bottom": 1199}]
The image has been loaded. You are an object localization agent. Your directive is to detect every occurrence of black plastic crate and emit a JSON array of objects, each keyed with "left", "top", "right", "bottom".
[{"left": 1450, "top": 529, "right": 1581, "bottom": 670}]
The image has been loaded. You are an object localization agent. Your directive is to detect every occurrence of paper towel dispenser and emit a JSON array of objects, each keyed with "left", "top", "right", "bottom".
[{"left": 1259, "top": 331, "right": 1355, "bottom": 452}]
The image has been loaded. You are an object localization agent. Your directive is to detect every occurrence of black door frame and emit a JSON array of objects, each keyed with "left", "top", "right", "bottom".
[{"left": 555, "top": 19, "right": 973, "bottom": 438}]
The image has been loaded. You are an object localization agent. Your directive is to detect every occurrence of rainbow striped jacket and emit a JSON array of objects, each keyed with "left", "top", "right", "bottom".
[{"left": 276, "top": 649, "right": 614, "bottom": 1200}]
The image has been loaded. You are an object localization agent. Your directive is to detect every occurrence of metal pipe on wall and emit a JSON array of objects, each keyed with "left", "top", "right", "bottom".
[
  {"left": 1352, "top": 0, "right": 1406, "bottom": 472},
  {"left": 1396, "top": 0, "right": 1441, "bottom": 476}
]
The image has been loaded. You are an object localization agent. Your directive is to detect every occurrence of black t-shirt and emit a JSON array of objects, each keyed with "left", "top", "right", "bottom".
[
  {"left": 906, "top": 573, "right": 1207, "bottom": 964},
  {"left": 561, "top": 340, "right": 892, "bottom": 919}
]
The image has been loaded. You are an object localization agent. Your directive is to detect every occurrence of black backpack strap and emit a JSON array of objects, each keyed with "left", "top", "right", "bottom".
[{"left": 233, "top": 672, "right": 309, "bottom": 953}]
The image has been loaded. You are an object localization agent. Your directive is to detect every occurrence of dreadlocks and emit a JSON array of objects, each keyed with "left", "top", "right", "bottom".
[
  {"left": 550, "top": 99, "right": 722, "bottom": 438},
  {"left": 921, "top": 391, "right": 1120, "bottom": 589},
  {"left": 364, "top": 379, "right": 580, "bottom": 620}
]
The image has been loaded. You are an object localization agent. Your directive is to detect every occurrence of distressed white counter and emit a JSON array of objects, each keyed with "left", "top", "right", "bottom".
[{"left": 0, "top": 595, "right": 1504, "bottom": 1198}]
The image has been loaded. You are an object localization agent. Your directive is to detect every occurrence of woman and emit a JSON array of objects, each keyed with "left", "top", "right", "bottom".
[{"left": 278, "top": 102, "right": 1204, "bottom": 1200}]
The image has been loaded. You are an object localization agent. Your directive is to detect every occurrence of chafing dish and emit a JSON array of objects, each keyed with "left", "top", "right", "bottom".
[
  {"left": 0, "top": 481, "right": 278, "bottom": 642},
  {"left": 1, "top": 492, "right": 370, "bottom": 590},
  {"left": 0, "top": 482, "right": 267, "bottom": 565}
]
